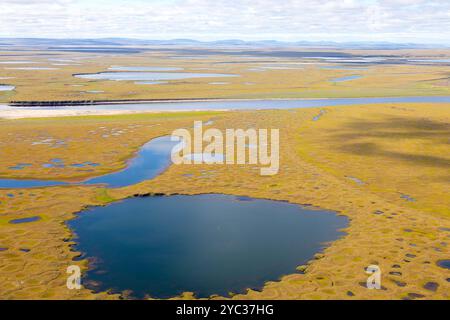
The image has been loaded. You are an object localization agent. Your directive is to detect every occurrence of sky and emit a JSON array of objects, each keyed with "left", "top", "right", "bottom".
[{"left": 0, "top": 0, "right": 449, "bottom": 44}]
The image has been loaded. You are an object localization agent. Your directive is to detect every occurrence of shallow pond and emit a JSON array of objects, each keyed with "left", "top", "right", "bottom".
[
  {"left": 0, "top": 136, "right": 177, "bottom": 189},
  {"left": 7, "top": 96, "right": 450, "bottom": 112},
  {"left": 9, "top": 216, "right": 41, "bottom": 224},
  {"left": 68, "top": 194, "right": 348, "bottom": 298},
  {"left": 2, "top": 96, "right": 450, "bottom": 187},
  {"left": 135, "top": 81, "right": 167, "bottom": 85},
  {"left": 109, "top": 66, "right": 183, "bottom": 71},
  {"left": 9, "top": 163, "right": 32, "bottom": 170},
  {"left": 75, "top": 72, "right": 238, "bottom": 81},
  {"left": 437, "top": 260, "right": 450, "bottom": 270},
  {"left": 0, "top": 179, "right": 68, "bottom": 188},
  {"left": 183, "top": 153, "right": 225, "bottom": 163},
  {"left": 330, "top": 75, "right": 362, "bottom": 82},
  {"left": 83, "top": 90, "right": 104, "bottom": 94},
  {"left": 83, "top": 136, "right": 177, "bottom": 188},
  {"left": 0, "top": 85, "right": 15, "bottom": 91}
]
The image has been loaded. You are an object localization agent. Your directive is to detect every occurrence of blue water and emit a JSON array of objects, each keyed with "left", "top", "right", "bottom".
[
  {"left": 320, "top": 66, "right": 368, "bottom": 70},
  {"left": 83, "top": 136, "right": 177, "bottom": 188},
  {"left": 0, "top": 136, "right": 177, "bottom": 189},
  {"left": 0, "top": 179, "right": 68, "bottom": 188},
  {"left": 1, "top": 96, "right": 450, "bottom": 188},
  {"left": 5, "top": 96, "right": 449, "bottom": 112},
  {"left": 43, "top": 163, "right": 65, "bottom": 168},
  {"left": 68, "top": 194, "right": 348, "bottom": 299},
  {"left": 75, "top": 72, "right": 238, "bottom": 81},
  {"left": 135, "top": 81, "right": 167, "bottom": 85},
  {"left": 8, "top": 163, "right": 32, "bottom": 170},
  {"left": 109, "top": 66, "right": 183, "bottom": 72},
  {"left": 437, "top": 260, "right": 450, "bottom": 270},
  {"left": 330, "top": 75, "right": 363, "bottom": 82},
  {"left": 0, "top": 61, "right": 36, "bottom": 64},
  {"left": 9, "top": 216, "right": 41, "bottom": 224},
  {"left": 409, "top": 59, "right": 450, "bottom": 64},
  {"left": 70, "top": 162, "right": 101, "bottom": 168},
  {"left": 84, "top": 91, "right": 104, "bottom": 94},
  {"left": 0, "top": 85, "right": 15, "bottom": 91}
]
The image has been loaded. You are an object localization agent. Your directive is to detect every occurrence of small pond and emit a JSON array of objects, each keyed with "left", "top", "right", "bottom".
[
  {"left": 109, "top": 66, "right": 183, "bottom": 71},
  {"left": 135, "top": 81, "right": 167, "bottom": 85},
  {"left": 437, "top": 260, "right": 450, "bottom": 270},
  {"left": 0, "top": 136, "right": 177, "bottom": 189},
  {"left": 0, "top": 85, "right": 15, "bottom": 91},
  {"left": 330, "top": 75, "right": 363, "bottom": 82},
  {"left": 83, "top": 136, "right": 177, "bottom": 188}
]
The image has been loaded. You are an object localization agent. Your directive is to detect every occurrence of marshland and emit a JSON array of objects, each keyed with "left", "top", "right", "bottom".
[{"left": 0, "top": 41, "right": 449, "bottom": 300}]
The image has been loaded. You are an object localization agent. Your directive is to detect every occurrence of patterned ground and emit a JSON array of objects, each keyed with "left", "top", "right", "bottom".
[{"left": 0, "top": 104, "right": 449, "bottom": 299}]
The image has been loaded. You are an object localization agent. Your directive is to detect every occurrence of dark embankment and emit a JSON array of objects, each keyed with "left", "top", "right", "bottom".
[{"left": 8, "top": 98, "right": 215, "bottom": 107}]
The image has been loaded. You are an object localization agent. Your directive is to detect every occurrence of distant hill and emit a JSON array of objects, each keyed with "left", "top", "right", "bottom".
[{"left": 0, "top": 38, "right": 446, "bottom": 49}]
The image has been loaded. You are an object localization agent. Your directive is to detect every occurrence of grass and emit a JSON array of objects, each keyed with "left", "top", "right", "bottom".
[
  {"left": 0, "top": 111, "right": 219, "bottom": 180},
  {"left": 0, "top": 104, "right": 449, "bottom": 300},
  {"left": 1, "top": 44, "right": 449, "bottom": 300},
  {"left": 1, "top": 49, "right": 450, "bottom": 103},
  {"left": 13, "top": 110, "right": 225, "bottom": 122}
]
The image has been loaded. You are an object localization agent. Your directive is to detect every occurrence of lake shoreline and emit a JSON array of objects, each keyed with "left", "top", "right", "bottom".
[
  {"left": 8, "top": 95, "right": 450, "bottom": 107},
  {"left": 2, "top": 95, "right": 450, "bottom": 119},
  {"left": 0, "top": 108, "right": 231, "bottom": 119},
  {"left": 67, "top": 193, "right": 348, "bottom": 299}
]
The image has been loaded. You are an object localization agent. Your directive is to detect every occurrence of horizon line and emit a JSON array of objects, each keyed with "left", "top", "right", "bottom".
[{"left": 0, "top": 37, "right": 447, "bottom": 47}]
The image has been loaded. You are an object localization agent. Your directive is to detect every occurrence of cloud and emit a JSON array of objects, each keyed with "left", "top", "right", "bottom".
[{"left": 0, "top": 0, "right": 449, "bottom": 43}]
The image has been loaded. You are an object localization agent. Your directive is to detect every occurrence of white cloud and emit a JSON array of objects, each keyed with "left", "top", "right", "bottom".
[{"left": 0, "top": 0, "right": 449, "bottom": 43}]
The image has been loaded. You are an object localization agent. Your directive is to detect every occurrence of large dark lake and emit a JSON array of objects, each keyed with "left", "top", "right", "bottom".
[{"left": 68, "top": 194, "right": 348, "bottom": 298}]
